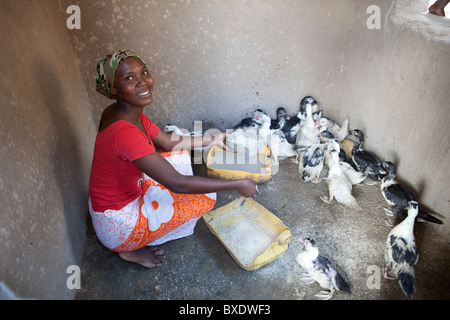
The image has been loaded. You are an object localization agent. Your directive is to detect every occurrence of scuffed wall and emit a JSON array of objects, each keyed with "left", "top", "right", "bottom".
[
  {"left": 338, "top": 0, "right": 450, "bottom": 239},
  {"left": 61, "top": 0, "right": 360, "bottom": 130},
  {"left": 0, "top": 0, "right": 95, "bottom": 299}
]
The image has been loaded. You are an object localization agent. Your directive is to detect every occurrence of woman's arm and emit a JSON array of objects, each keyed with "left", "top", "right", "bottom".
[
  {"left": 133, "top": 152, "right": 258, "bottom": 198},
  {"left": 151, "top": 131, "right": 231, "bottom": 152}
]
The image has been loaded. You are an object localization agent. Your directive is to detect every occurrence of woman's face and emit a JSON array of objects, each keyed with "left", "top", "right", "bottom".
[{"left": 112, "top": 57, "right": 154, "bottom": 106}]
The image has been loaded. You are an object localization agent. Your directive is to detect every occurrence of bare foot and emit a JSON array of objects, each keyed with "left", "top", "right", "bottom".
[
  {"left": 429, "top": 2, "right": 448, "bottom": 16},
  {"left": 119, "top": 247, "right": 165, "bottom": 268}
]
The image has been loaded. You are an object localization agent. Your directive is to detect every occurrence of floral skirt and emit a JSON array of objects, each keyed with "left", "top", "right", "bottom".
[{"left": 88, "top": 150, "right": 216, "bottom": 252}]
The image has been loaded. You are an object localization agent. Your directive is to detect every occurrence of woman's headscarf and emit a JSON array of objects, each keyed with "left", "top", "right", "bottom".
[{"left": 95, "top": 49, "right": 147, "bottom": 99}]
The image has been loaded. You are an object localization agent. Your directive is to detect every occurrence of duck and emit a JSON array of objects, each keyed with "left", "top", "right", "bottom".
[
  {"left": 320, "top": 139, "right": 358, "bottom": 208},
  {"left": 227, "top": 128, "right": 262, "bottom": 156},
  {"left": 163, "top": 124, "right": 194, "bottom": 136},
  {"left": 380, "top": 161, "right": 443, "bottom": 225},
  {"left": 253, "top": 111, "right": 272, "bottom": 143},
  {"left": 282, "top": 96, "right": 320, "bottom": 144},
  {"left": 282, "top": 111, "right": 303, "bottom": 144},
  {"left": 324, "top": 130, "right": 368, "bottom": 185},
  {"left": 295, "top": 103, "right": 320, "bottom": 149},
  {"left": 350, "top": 129, "right": 386, "bottom": 181},
  {"left": 296, "top": 237, "right": 351, "bottom": 300},
  {"left": 270, "top": 129, "right": 297, "bottom": 160},
  {"left": 299, "top": 95, "right": 321, "bottom": 116},
  {"left": 340, "top": 161, "right": 369, "bottom": 185},
  {"left": 254, "top": 112, "right": 285, "bottom": 161},
  {"left": 270, "top": 107, "right": 290, "bottom": 130},
  {"left": 319, "top": 130, "right": 351, "bottom": 164},
  {"left": 317, "top": 117, "right": 350, "bottom": 142},
  {"left": 318, "top": 130, "right": 334, "bottom": 143},
  {"left": 234, "top": 108, "right": 266, "bottom": 131},
  {"left": 297, "top": 143, "right": 327, "bottom": 183},
  {"left": 385, "top": 201, "right": 420, "bottom": 297}
]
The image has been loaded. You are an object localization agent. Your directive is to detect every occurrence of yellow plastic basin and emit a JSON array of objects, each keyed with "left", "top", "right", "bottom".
[
  {"left": 205, "top": 145, "right": 272, "bottom": 183},
  {"left": 203, "top": 197, "right": 293, "bottom": 270}
]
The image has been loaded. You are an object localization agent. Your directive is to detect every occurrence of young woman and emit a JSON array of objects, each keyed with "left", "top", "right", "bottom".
[{"left": 89, "top": 50, "right": 258, "bottom": 268}]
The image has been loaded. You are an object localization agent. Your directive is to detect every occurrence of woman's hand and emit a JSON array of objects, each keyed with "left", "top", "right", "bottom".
[
  {"left": 209, "top": 132, "right": 233, "bottom": 152},
  {"left": 237, "top": 178, "right": 259, "bottom": 198}
]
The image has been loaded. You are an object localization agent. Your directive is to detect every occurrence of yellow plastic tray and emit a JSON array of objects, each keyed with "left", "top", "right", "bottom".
[
  {"left": 203, "top": 197, "right": 292, "bottom": 270},
  {"left": 205, "top": 145, "right": 272, "bottom": 183}
]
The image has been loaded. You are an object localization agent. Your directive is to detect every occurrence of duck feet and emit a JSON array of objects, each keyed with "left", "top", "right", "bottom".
[
  {"left": 312, "top": 176, "right": 321, "bottom": 184},
  {"left": 315, "top": 290, "right": 334, "bottom": 300},
  {"left": 384, "top": 218, "right": 394, "bottom": 227},
  {"left": 383, "top": 208, "right": 394, "bottom": 226},
  {"left": 299, "top": 273, "right": 316, "bottom": 285},
  {"left": 319, "top": 195, "right": 333, "bottom": 204},
  {"left": 383, "top": 267, "right": 396, "bottom": 280}
]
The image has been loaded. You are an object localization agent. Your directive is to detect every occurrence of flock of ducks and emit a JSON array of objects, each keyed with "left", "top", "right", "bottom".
[{"left": 164, "top": 95, "right": 443, "bottom": 299}]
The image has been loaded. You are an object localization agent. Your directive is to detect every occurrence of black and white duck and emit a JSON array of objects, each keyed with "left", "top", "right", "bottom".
[
  {"left": 320, "top": 139, "right": 358, "bottom": 208},
  {"left": 234, "top": 109, "right": 267, "bottom": 131},
  {"left": 295, "top": 102, "right": 321, "bottom": 150},
  {"left": 350, "top": 129, "right": 386, "bottom": 181},
  {"left": 296, "top": 237, "right": 351, "bottom": 300},
  {"left": 385, "top": 201, "right": 420, "bottom": 297},
  {"left": 270, "top": 107, "right": 290, "bottom": 130},
  {"left": 282, "top": 96, "right": 320, "bottom": 144},
  {"left": 298, "top": 143, "right": 327, "bottom": 183},
  {"left": 317, "top": 117, "right": 350, "bottom": 142},
  {"left": 380, "top": 161, "right": 444, "bottom": 225}
]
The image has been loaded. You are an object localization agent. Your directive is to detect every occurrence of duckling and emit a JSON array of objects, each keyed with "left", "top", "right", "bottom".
[
  {"left": 252, "top": 112, "right": 278, "bottom": 160},
  {"left": 319, "top": 130, "right": 350, "bottom": 163},
  {"left": 296, "top": 237, "right": 351, "bottom": 300},
  {"left": 298, "top": 95, "right": 321, "bottom": 116},
  {"left": 340, "top": 161, "right": 369, "bottom": 185},
  {"left": 163, "top": 124, "right": 193, "bottom": 136},
  {"left": 234, "top": 109, "right": 266, "bottom": 131},
  {"left": 385, "top": 201, "right": 420, "bottom": 297},
  {"left": 318, "top": 130, "right": 334, "bottom": 143},
  {"left": 253, "top": 111, "right": 272, "bottom": 143},
  {"left": 317, "top": 117, "right": 350, "bottom": 142},
  {"left": 380, "top": 161, "right": 443, "bottom": 225},
  {"left": 320, "top": 139, "right": 358, "bottom": 208},
  {"left": 270, "top": 107, "right": 290, "bottom": 130},
  {"left": 298, "top": 143, "right": 327, "bottom": 183},
  {"left": 295, "top": 103, "right": 320, "bottom": 149},
  {"left": 270, "top": 129, "right": 297, "bottom": 160},
  {"left": 282, "top": 96, "right": 320, "bottom": 144},
  {"left": 282, "top": 111, "right": 303, "bottom": 144},
  {"left": 350, "top": 129, "right": 386, "bottom": 181}
]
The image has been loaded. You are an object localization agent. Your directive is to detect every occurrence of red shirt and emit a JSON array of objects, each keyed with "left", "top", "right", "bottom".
[{"left": 89, "top": 114, "right": 160, "bottom": 212}]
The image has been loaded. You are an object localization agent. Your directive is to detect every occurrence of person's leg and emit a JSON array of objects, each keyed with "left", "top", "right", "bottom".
[{"left": 113, "top": 150, "right": 215, "bottom": 267}]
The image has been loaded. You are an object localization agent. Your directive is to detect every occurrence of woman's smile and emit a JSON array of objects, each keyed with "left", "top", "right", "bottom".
[{"left": 137, "top": 89, "right": 151, "bottom": 97}]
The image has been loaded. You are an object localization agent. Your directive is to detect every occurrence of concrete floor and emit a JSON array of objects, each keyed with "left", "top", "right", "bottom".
[{"left": 75, "top": 158, "right": 449, "bottom": 300}]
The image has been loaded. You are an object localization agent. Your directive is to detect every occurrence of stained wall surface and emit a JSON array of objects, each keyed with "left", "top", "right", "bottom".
[
  {"left": 0, "top": 0, "right": 96, "bottom": 299},
  {"left": 0, "top": 0, "right": 448, "bottom": 299}
]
